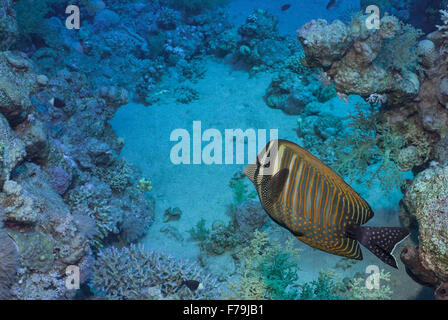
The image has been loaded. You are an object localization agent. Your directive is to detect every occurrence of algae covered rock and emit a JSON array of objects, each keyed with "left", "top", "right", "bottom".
[
  {"left": 234, "top": 200, "right": 268, "bottom": 237},
  {"left": 0, "top": 0, "right": 18, "bottom": 51},
  {"left": 0, "top": 230, "right": 19, "bottom": 299},
  {"left": 298, "top": 19, "right": 352, "bottom": 68},
  {"left": 0, "top": 114, "right": 26, "bottom": 184},
  {"left": 297, "top": 15, "right": 421, "bottom": 106},
  {"left": 7, "top": 230, "right": 54, "bottom": 273},
  {"left": 401, "top": 164, "right": 448, "bottom": 287},
  {"left": 0, "top": 52, "right": 41, "bottom": 124}
]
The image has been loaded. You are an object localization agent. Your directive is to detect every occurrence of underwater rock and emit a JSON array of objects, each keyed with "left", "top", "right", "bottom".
[
  {"left": 7, "top": 230, "right": 54, "bottom": 273},
  {"left": 0, "top": 114, "right": 26, "bottom": 185},
  {"left": 209, "top": 28, "right": 239, "bottom": 57},
  {"left": 14, "top": 118, "right": 49, "bottom": 163},
  {"left": 298, "top": 19, "right": 352, "bottom": 68},
  {"left": 48, "top": 166, "right": 71, "bottom": 195},
  {"left": 414, "top": 31, "right": 448, "bottom": 139},
  {"left": 0, "top": 0, "right": 18, "bottom": 51},
  {"left": 94, "top": 9, "right": 121, "bottom": 30},
  {"left": 99, "top": 86, "right": 130, "bottom": 108},
  {"left": 234, "top": 200, "right": 268, "bottom": 237},
  {"left": 164, "top": 207, "right": 182, "bottom": 222},
  {"left": 0, "top": 229, "right": 19, "bottom": 299},
  {"left": 0, "top": 162, "right": 90, "bottom": 299},
  {"left": 1, "top": 180, "right": 37, "bottom": 225},
  {"left": 264, "top": 71, "right": 333, "bottom": 115},
  {"left": 297, "top": 15, "right": 421, "bottom": 107},
  {"left": 400, "top": 164, "right": 448, "bottom": 290},
  {"left": 86, "top": 138, "right": 117, "bottom": 167},
  {"left": 396, "top": 146, "right": 425, "bottom": 172},
  {"left": 156, "top": 7, "right": 181, "bottom": 30},
  {"left": 416, "top": 39, "right": 438, "bottom": 68},
  {"left": 238, "top": 9, "right": 279, "bottom": 42},
  {"left": 256, "top": 39, "right": 291, "bottom": 67},
  {"left": 0, "top": 52, "right": 40, "bottom": 125}
]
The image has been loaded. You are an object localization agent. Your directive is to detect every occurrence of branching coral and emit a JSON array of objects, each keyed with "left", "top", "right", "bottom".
[
  {"left": 329, "top": 103, "right": 405, "bottom": 194},
  {"left": 226, "top": 231, "right": 301, "bottom": 299},
  {"left": 298, "top": 271, "right": 344, "bottom": 300},
  {"left": 90, "top": 244, "right": 221, "bottom": 299},
  {"left": 376, "top": 22, "right": 423, "bottom": 73},
  {"left": 437, "top": 7, "right": 448, "bottom": 37},
  {"left": 348, "top": 270, "right": 393, "bottom": 300}
]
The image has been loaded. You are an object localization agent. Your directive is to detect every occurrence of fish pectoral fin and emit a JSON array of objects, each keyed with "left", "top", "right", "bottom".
[
  {"left": 266, "top": 168, "right": 289, "bottom": 203},
  {"left": 243, "top": 164, "right": 257, "bottom": 184}
]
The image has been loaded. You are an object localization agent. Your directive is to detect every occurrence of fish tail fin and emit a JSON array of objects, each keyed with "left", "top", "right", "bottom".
[{"left": 346, "top": 225, "right": 409, "bottom": 269}]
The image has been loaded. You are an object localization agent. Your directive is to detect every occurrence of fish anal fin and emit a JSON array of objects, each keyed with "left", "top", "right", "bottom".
[{"left": 266, "top": 168, "right": 289, "bottom": 203}]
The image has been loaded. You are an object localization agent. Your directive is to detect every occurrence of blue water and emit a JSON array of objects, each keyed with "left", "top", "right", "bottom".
[{"left": 3, "top": 0, "right": 442, "bottom": 301}]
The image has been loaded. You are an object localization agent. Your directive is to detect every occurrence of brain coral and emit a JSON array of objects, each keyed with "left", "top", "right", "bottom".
[{"left": 90, "top": 244, "right": 221, "bottom": 299}]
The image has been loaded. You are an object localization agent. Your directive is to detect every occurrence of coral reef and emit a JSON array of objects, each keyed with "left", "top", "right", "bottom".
[
  {"left": 2, "top": 0, "right": 447, "bottom": 302},
  {"left": 298, "top": 14, "right": 422, "bottom": 106},
  {"left": 90, "top": 244, "right": 221, "bottom": 299}
]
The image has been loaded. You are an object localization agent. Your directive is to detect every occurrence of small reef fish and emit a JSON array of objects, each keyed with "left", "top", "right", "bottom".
[
  {"left": 281, "top": 4, "right": 291, "bottom": 11},
  {"left": 49, "top": 97, "right": 66, "bottom": 109},
  {"left": 326, "top": 0, "right": 343, "bottom": 10},
  {"left": 179, "top": 280, "right": 203, "bottom": 292},
  {"left": 244, "top": 139, "right": 409, "bottom": 268}
]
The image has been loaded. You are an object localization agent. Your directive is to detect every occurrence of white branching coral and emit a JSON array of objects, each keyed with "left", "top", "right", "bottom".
[{"left": 437, "top": 8, "right": 448, "bottom": 37}]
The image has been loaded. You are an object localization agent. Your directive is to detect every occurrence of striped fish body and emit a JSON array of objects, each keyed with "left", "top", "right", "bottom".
[{"left": 244, "top": 139, "right": 374, "bottom": 260}]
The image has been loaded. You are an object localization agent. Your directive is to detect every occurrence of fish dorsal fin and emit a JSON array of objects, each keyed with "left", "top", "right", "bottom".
[{"left": 266, "top": 168, "right": 289, "bottom": 203}]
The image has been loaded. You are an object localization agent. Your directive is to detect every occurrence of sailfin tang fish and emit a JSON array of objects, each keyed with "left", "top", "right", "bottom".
[{"left": 244, "top": 139, "right": 409, "bottom": 268}]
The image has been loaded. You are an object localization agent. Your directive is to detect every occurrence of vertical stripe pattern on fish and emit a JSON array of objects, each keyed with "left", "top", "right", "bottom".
[{"left": 244, "top": 139, "right": 409, "bottom": 268}]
